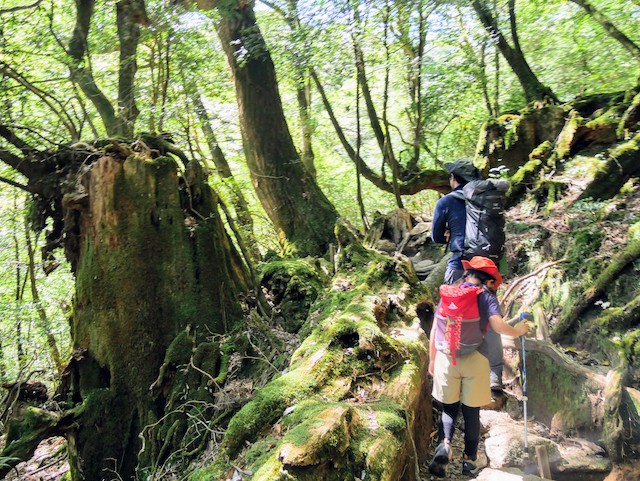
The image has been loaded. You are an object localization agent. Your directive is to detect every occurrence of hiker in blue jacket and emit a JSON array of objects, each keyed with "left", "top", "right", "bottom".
[
  {"left": 432, "top": 158, "right": 506, "bottom": 390},
  {"left": 427, "top": 257, "right": 530, "bottom": 477},
  {"left": 431, "top": 159, "right": 479, "bottom": 284}
]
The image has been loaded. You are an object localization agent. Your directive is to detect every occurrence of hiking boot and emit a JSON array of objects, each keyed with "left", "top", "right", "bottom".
[
  {"left": 490, "top": 372, "right": 503, "bottom": 391},
  {"left": 462, "top": 451, "right": 487, "bottom": 476},
  {"left": 428, "top": 442, "right": 452, "bottom": 478}
]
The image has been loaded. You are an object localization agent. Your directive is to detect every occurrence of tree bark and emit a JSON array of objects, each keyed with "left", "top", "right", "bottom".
[
  {"left": 471, "top": 0, "right": 558, "bottom": 103},
  {"left": 262, "top": 0, "right": 317, "bottom": 178},
  {"left": 115, "top": 0, "right": 146, "bottom": 137},
  {"left": 58, "top": 152, "right": 250, "bottom": 480},
  {"left": 208, "top": 0, "right": 338, "bottom": 256},
  {"left": 297, "top": 77, "right": 316, "bottom": 178}
]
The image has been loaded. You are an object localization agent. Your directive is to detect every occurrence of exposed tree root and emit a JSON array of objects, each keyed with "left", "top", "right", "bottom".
[
  {"left": 505, "top": 338, "right": 639, "bottom": 463},
  {"left": 552, "top": 238, "right": 640, "bottom": 341}
]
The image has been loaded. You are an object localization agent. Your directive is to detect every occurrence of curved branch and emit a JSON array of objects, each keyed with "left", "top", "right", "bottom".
[
  {"left": 0, "top": 63, "right": 79, "bottom": 139},
  {"left": 569, "top": 0, "right": 640, "bottom": 63},
  {"left": 0, "top": 0, "right": 43, "bottom": 14},
  {"left": 312, "top": 69, "right": 449, "bottom": 195},
  {"left": 0, "top": 176, "right": 33, "bottom": 193},
  {"left": 0, "top": 125, "right": 46, "bottom": 180},
  {"left": 500, "top": 259, "right": 567, "bottom": 312},
  {"left": 471, "top": 0, "right": 558, "bottom": 103},
  {"left": 0, "top": 124, "right": 38, "bottom": 156}
]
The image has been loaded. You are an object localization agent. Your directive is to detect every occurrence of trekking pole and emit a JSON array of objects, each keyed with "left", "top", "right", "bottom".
[
  {"left": 522, "top": 332, "right": 528, "bottom": 460},
  {"left": 519, "top": 312, "right": 533, "bottom": 461}
]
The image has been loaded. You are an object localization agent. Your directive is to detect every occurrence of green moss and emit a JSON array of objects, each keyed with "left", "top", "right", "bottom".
[
  {"left": 189, "top": 458, "right": 227, "bottom": 481},
  {"left": 151, "top": 155, "right": 179, "bottom": 173},
  {"left": 261, "top": 258, "right": 328, "bottom": 332},
  {"left": 502, "top": 115, "right": 522, "bottom": 150},
  {"left": 164, "top": 330, "right": 194, "bottom": 365},
  {"left": 222, "top": 370, "right": 319, "bottom": 456},
  {"left": 612, "top": 328, "right": 640, "bottom": 363},
  {"left": 555, "top": 110, "right": 584, "bottom": 160},
  {"left": 368, "top": 405, "right": 406, "bottom": 436},
  {"left": 243, "top": 436, "right": 280, "bottom": 467},
  {"left": 564, "top": 226, "right": 605, "bottom": 277},
  {"left": 527, "top": 353, "right": 593, "bottom": 431}
]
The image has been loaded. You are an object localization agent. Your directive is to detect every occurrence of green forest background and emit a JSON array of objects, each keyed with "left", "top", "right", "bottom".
[{"left": 0, "top": 0, "right": 639, "bottom": 478}]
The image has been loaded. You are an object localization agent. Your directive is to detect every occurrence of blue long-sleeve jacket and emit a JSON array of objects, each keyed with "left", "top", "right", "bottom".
[{"left": 431, "top": 186, "right": 466, "bottom": 270}]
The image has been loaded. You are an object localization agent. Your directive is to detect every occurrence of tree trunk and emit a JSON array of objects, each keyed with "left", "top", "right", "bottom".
[
  {"left": 209, "top": 0, "right": 338, "bottom": 257},
  {"left": 69, "top": 0, "right": 145, "bottom": 137},
  {"left": 191, "top": 92, "right": 261, "bottom": 261},
  {"left": 297, "top": 77, "right": 316, "bottom": 178},
  {"left": 115, "top": 0, "right": 146, "bottom": 137},
  {"left": 471, "top": 0, "right": 558, "bottom": 103},
  {"left": 60, "top": 151, "right": 251, "bottom": 480},
  {"left": 25, "top": 228, "right": 63, "bottom": 375}
]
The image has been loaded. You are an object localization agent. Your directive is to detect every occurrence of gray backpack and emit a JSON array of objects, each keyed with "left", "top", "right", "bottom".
[{"left": 451, "top": 179, "right": 509, "bottom": 262}]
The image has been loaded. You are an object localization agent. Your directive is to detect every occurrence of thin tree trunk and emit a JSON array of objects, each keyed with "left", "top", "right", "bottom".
[
  {"left": 297, "top": 77, "right": 316, "bottom": 178},
  {"left": 262, "top": 0, "right": 317, "bottom": 178},
  {"left": 115, "top": 0, "right": 145, "bottom": 137},
  {"left": 471, "top": 0, "right": 558, "bottom": 103},
  {"left": 24, "top": 228, "right": 63, "bottom": 375},
  {"left": 69, "top": 0, "right": 118, "bottom": 135},
  {"left": 355, "top": 68, "right": 368, "bottom": 231},
  {"left": 351, "top": 7, "right": 401, "bottom": 177},
  {"left": 569, "top": 0, "right": 640, "bottom": 63},
  {"left": 494, "top": 37, "right": 501, "bottom": 115},
  {"left": 69, "top": 0, "right": 145, "bottom": 137},
  {"left": 480, "top": 40, "right": 495, "bottom": 116},
  {"left": 11, "top": 203, "right": 25, "bottom": 370},
  {"left": 381, "top": 1, "right": 403, "bottom": 208},
  {"left": 191, "top": 92, "right": 261, "bottom": 261},
  {"left": 311, "top": 69, "right": 450, "bottom": 194},
  {"left": 158, "top": 30, "right": 172, "bottom": 132},
  {"left": 408, "top": 0, "right": 427, "bottom": 171}
]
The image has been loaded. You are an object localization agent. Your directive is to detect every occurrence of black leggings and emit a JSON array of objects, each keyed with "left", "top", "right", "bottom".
[{"left": 437, "top": 401, "right": 480, "bottom": 458}]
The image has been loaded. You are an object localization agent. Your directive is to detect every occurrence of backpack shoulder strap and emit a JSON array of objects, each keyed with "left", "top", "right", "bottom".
[{"left": 447, "top": 189, "right": 465, "bottom": 201}]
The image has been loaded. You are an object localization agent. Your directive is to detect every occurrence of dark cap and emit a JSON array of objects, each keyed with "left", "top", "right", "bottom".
[{"left": 445, "top": 158, "right": 479, "bottom": 183}]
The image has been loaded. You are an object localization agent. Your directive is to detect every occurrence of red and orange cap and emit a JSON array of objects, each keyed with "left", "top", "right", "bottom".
[{"left": 461, "top": 256, "right": 502, "bottom": 288}]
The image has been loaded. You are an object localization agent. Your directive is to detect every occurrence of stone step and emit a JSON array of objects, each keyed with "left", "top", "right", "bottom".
[{"left": 480, "top": 409, "right": 611, "bottom": 481}]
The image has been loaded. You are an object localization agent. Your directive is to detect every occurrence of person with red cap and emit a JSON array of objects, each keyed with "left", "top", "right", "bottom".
[
  {"left": 432, "top": 158, "right": 506, "bottom": 391},
  {"left": 427, "top": 256, "right": 529, "bottom": 477}
]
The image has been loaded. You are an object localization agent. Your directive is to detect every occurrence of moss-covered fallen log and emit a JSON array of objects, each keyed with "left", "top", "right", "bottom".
[
  {"left": 552, "top": 237, "right": 640, "bottom": 341},
  {"left": 579, "top": 132, "right": 640, "bottom": 201},
  {"left": 190, "top": 222, "right": 432, "bottom": 481}
]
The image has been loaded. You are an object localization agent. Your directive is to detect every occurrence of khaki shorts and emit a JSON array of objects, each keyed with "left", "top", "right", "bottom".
[{"left": 431, "top": 350, "right": 491, "bottom": 407}]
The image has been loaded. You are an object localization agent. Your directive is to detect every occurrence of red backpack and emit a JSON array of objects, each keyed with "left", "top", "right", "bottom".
[{"left": 437, "top": 284, "right": 484, "bottom": 365}]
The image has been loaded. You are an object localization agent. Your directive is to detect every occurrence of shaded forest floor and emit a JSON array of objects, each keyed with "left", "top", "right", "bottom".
[{"left": 1, "top": 436, "right": 67, "bottom": 480}]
